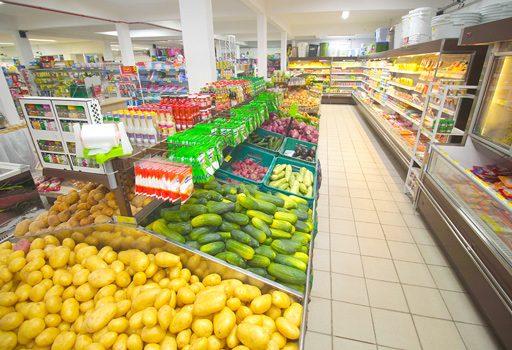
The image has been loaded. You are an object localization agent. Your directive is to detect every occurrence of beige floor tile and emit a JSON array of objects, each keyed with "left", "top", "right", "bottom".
[
  {"left": 330, "top": 207, "right": 354, "bottom": 221},
  {"left": 409, "top": 227, "right": 437, "bottom": 246},
  {"left": 403, "top": 285, "right": 451, "bottom": 319},
  {"left": 332, "top": 301, "right": 375, "bottom": 343},
  {"left": 317, "top": 205, "right": 329, "bottom": 218},
  {"left": 308, "top": 297, "right": 332, "bottom": 334},
  {"left": 330, "top": 218, "right": 357, "bottom": 236},
  {"left": 358, "top": 237, "right": 391, "bottom": 259},
  {"left": 396, "top": 201, "right": 416, "bottom": 215},
  {"left": 311, "top": 270, "right": 331, "bottom": 299},
  {"left": 353, "top": 209, "right": 380, "bottom": 224},
  {"left": 361, "top": 167, "right": 381, "bottom": 175},
  {"left": 318, "top": 195, "right": 329, "bottom": 208},
  {"left": 366, "top": 279, "right": 409, "bottom": 312},
  {"left": 456, "top": 323, "right": 502, "bottom": 350},
  {"left": 315, "top": 231, "right": 330, "bottom": 250},
  {"left": 330, "top": 186, "right": 350, "bottom": 197},
  {"left": 394, "top": 261, "right": 436, "bottom": 288},
  {"left": 381, "top": 225, "right": 415, "bottom": 243},
  {"left": 387, "top": 241, "right": 424, "bottom": 263},
  {"left": 351, "top": 198, "right": 375, "bottom": 210},
  {"left": 331, "top": 251, "right": 364, "bottom": 277},
  {"left": 428, "top": 265, "right": 465, "bottom": 292},
  {"left": 391, "top": 191, "right": 411, "bottom": 203},
  {"left": 385, "top": 182, "right": 403, "bottom": 193},
  {"left": 371, "top": 190, "right": 392, "bottom": 201},
  {"left": 402, "top": 213, "right": 427, "bottom": 229},
  {"left": 413, "top": 315, "right": 466, "bottom": 350},
  {"left": 356, "top": 222, "right": 385, "bottom": 239},
  {"left": 377, "top": 212, "right": 407, "bottom": 226},
  {"left": 372, "top": 308, "right": 421, "bottom": 350},
  {"left": 330, "top": 171, "right": 346, "bottom": 179},
  {"left": 331, "top": 273, "right": 368, "bottom": 305},
  {"left": 372, "top": 200, "right": 400, "bottom": 213},
  {"left": 347, "top": 180, "right": 369, "bottom": 189},
  {"left": 441, "top": 290, "right": 484, "bottom": 325},
  {"left": 305, "top": 331, "right": 332, "bottom": 350},
  {"left": 349, "top": 188, "right": 372, "bottom": 199},
  {"left": 333, "top": 337, "right": 377, "bottom": 350},
  {"left": 330, "top": 195, "right": 352, "bottom": 208},
  {"left": 418, "top": 244, "right": 449, "bottom": 266},
  {"left": 331, "top": 234, "right": 360, "bottom": 254},
  {"left": 313, "top": 248, "right": 331, "bottom": 271},
  {"left": 361, "top": 256, "right": 399, "bottom": 282},
  {"left": 364, "top": 174, "right": 385, "bottom": 183},
  {"left": 318, "top": 216, "right": 330, "bottom": 232},
  {"left": 366, "top": 181, "right": 389, "bottom": 191}
]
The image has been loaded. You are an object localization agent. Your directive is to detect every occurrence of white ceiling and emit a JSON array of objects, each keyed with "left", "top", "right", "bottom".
[{"left": 0, "top": 0, "right": 452, "bottom": 48}]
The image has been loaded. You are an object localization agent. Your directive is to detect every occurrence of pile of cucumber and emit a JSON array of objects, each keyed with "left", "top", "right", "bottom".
[
  {"left": 147, "top": 179, "right": 314, "bottom": 292},
  {"left": 268, "top": 164, "right": 314, "bottom": 197},
  {"left": 248, "top": 133, "right": 284, "bottom": 151}
]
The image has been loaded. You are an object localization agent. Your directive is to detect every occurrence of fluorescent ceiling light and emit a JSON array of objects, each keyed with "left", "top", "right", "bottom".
[
  {"left": 341, "top": 11, "right": 350, "bottom": 20},
  {"left": 0, "top": 2, "right": 4, "bottom": 4},
  {"left": 0, "top": 42, "right": 13, "bottom": 45},
  {"left": 29, "top": 39, "right": 57, "bottom": 42}
]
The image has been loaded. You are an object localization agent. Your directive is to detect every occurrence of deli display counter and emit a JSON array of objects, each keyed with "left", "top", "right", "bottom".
[{"left": 416, "top": 18, "right": 512, "bottom": 349}]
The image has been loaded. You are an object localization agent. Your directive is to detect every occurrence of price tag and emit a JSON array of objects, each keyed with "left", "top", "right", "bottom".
[
  {"left": 114, "top": 216, "right": 137, "bottom": 225},
  {"left": 224, "top": 155, "right": 232, "bottom": 162}
]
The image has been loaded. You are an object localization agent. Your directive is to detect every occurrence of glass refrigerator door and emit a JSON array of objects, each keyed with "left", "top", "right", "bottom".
[{"left": 473, "top": 54, "right": 512, "bottom": 154}]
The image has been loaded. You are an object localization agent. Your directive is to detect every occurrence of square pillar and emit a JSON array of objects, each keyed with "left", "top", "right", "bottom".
[
  {"left": 12, "top": 31, "right": 34, "bottom": 66},
  {"left": 257, "top": 14, "right": 268, "bottom": 78},
  {"left": 280, "top": 32, "right": 287, "bottom": 71},
  {"left": 115, "top": 23, "right": 136, "bottom": 66}
]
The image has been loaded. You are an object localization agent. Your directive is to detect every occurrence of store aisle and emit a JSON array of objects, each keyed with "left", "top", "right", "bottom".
[{"left": 306, "top": 105, "right": 502, "bottom": 350}]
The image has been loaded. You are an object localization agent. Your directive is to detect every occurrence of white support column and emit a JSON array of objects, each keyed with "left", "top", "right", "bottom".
[
  {"left": 103, "top": 41, "right": 114, "bottom": 61},
  {"left": 12, "top": 31, "right": 34, "bottom": 66},
  {"left": 257, "top": 14, "right": 268, "bottom": 78},
  {"left": 280, "top": 32, "right": 287, "bottom": 71},
  {"left": 179, "top": 0, "right": 217, "bottom": 93},
  {"left": 149, "top": 45, "right": 156, "bottom": 58},
  {"left": 0, "top": 70, "right": 21, "bottom": 124},
  {"left": 115, "top": 23, "right": 136, "bottom": 66}
]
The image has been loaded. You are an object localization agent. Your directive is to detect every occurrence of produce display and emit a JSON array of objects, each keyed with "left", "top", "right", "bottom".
[
  {"left": 0, "top": 228, "right": 303, "bottom": 350},
  {"left": 287, "top": 144, "right": 317, "bottom": 163},
  {"left": 247, "top": 133, "right": 284, "bottom": 152},
  {"left": 260, "top": 115, "right": 291, "bottom": 136},
  {"left": 147, "top": 179, "right": 314, "bottom": 292},
  {"left": 230, "top": 159, "right": 269, "bottom": 183},
  {"left": 267, "top": 164, "right": 314, "bottom": 198},
  {"left": 287, "top": 121, "right": 319, "bottom": 144}
]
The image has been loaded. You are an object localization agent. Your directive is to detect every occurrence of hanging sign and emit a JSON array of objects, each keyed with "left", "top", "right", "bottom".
[{"left": 120, "top": 65, "right": 138, "bottom": 77}]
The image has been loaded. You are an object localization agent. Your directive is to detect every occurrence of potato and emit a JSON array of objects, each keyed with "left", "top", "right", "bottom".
[
  {"left": 14, "top": 219, "right": 32, "bottom": 237},
  {"left": 65, "top": 190, "right": 79, "bottom": 204},
  {"left": 101, "top": 207, "right": 114, "bottom": 217},
  {"left": 80, "top": 217, "right": 94, "bottom": 226},
  {"left": 47, "top": 215, "right": 61, "bottom": 227},
  {"left": 68, "top": 218, "right": 80, "bottom": 228},
  {"left": 68, "top": 203, "right": 78, "bottom": 213},
  {"left": 77, "top": 203, "right": 91, "bottom": 211},
  {"left": 57, "top": 210, "right": 71, "bottom": 223},
  {"left": 107, "top": 200, "right": 118, "bottom": 209},
  {"left": 94, "top": 215, "right": 112, "bottom": 224},
  {"left": 73, "top": 210, "right": 89, "bottom": 221},
  {"left": 29, "top": 221, "right": 44, "bottom": 234},
  {"left": 93, "top": 192, "right": 105, "bottom": 201},
  {"left": 131, "top": 196, "right": 145, "bottom": 208}
]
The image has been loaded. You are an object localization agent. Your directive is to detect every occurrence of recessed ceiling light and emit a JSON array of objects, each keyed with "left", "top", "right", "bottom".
[
  {"left": 0, "top": 42, "right": 13, "bottom": 45},
  {"left": 29, "top": 39, "right": 57, "bottom": 42},
  {"left": 341, "top": 11, "right": 350, "bottom": 20},
  {"left": 0, "top": 2, "right": 5, "bottom": 5}
]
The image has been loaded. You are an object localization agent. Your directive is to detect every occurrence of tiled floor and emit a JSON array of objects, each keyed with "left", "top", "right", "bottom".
[{"left": 306, "top": 105, "right": 502, "bottom": 350}]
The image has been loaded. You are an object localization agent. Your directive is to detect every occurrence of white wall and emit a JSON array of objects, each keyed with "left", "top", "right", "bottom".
[
  {"left": 240, "top": 47, "right": 280, "bottom": 59},
  {"left": 0, "top": 41, "right": 106, "bottom": 61}
]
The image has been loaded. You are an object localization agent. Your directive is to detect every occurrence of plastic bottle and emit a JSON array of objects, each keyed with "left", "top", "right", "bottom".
[
  {"left": 124, "top": 110, "right": 135, "bottom": 144},
  {"left": 141, "top": 112, "right": 150, "bottom": 145},
  {"left": 146, "top": 114, "right": 158, "bottom": 144},
  {"left": 132, "top": 111, "right": 142, "bottom": 146}
]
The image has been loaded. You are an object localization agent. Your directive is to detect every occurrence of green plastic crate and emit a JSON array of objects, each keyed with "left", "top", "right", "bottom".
[
  {"left": 218, "top": 144, "right": 275, "bottom": 186},
  {"left": 279, "top": 137, "right": 318, "bottom": 165},
  {"left": 264, "top": 156, "right": 317, "bottom": 207},
  {"left": 245, "top": 128, "right": 285, "bottom": 154}
]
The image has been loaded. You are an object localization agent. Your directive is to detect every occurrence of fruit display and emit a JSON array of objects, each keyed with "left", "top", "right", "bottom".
[
  {"left": 247, "top": 133, "right": 284, "bottom": 152},
  {"left": 147, "top": 179, "right": 314, "bottom": 292},
  {"left": 281, "top": 89, "right": 320, "bottom": 111},
  {"left": 230, "top": 159, "right": 269, "bottom": 183},
  {"left": 0, "top": 226, "right": 303, "bottom": 350},
  {"left": 267, "top": 164, "right": 314, "bottom": 198},
  {"left": 260, "top": 116, "right": 291, "bottom": 136},
  {"left": 287, "top": 121, "right": 319, "bottom": 144}
]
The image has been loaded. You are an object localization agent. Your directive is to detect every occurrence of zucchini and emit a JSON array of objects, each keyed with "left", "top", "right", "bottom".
[
  {"left": 291, "top": 209, "right": 308, "bottom": 221},
  {"left": 215, "top": 251, "right": 247, "bottom": 268},
  {"left": 247, "top": 254, "right": 271, "bottom": 268},
  {"left": 253, "top": 198, "right": 277, "bottom": 215},
  {"left": 167, "top": 222, "right": 192, "bottom": 235},
  {"left": 293, "top": 252, "right": 309, "bottom": 264},
  {"left": 151, "top": 221, "right": 186, "bottom": 243},
  {"left": 241, "top": 225, "right": 267, "bottom": 243},
  {"left": 275, "top": 193, "right": 298, "bottom": 209},
  {"left": 246, "top": 267, "right": 272, "bottom": 279},
  {"left": 180, "top": 204, "right": 207, "bottom": 217},
  {"left": 206, "top": 201, "right": 235, "bottom": 215},
  {"left": 191, "top": 213, "right": 223, "bottom": 228},
  {"left": 254, "top": 192, "right": 285, "bottom": 207},
  {"left": 219, "top": 221, "right": 240, "bottom": 232},
  {"left": 246, "top": 210, "right": 273, "bottom": 225},
  {"left": 189, "top": 227, "right": 213, "bottom": 240},
  {"left": 237, "top": 193, "right": 258, "bottom": 210},
  {"left": 291, "top": 233, "right": 310, "bottom": 245},
  {"left": 225, "top": 239, "right": 255, "bottom": 260},
  {"left": 263, "top": 237, "right": 272, "bottom": 245},
  {"left": 231, "top": 229, "right": 259, "bottom": 248},
  {"left": 270, "top": 228, "right": 292, "bottom": 239},
  {"left": 197, "top": 233, "right": 223, "bottom": 245},
  {"left": 267, "top": 263, "right": 307, "bottom": 284},
  {"left": 274, "top": 254, "right": 307, "bottom": 272},
  {"left": 294, "top": 220, "right": 310, "bottom": 233},
  {"left": 186, "top": 241, "right": 201, "bottom": 250},
  {"left": 223, "top": 212, "right": 250, "bottom": 225},
  {"left": 254, "top": 245, "right": 277, "bottom": 260},
  {"left": 216, "top": 231, "right": 231, "bottom": 240},
  {"left": 297, "top": 203, "right": 310, "bottom": 212},
  {"left": 289, "top": 194, "right": 308, "bottom": 205},
  {"left": 251, "top": 217, "right": 271, "bottom": 236},
  {"left": 283, "top": 283, "right": 305, "bottom": 293},
  {"left": 225, "top": 194, "right": 238, "bottom": 203},
  {"left": 195, "top": 198, "right": 208, "bottom": 205},
  {"left": 274, "top": 212, "right": 298, "bottom": 224},
  {"left": 271, "top": 219, "right": 294, "bottom": 233},
  {"left": 271, "top": 239, "right": 301, "bottom": 255},
  {"left": 200, "top": 241, "right": 225, "bottom": 255},
  {"left": 160, "top": 208, "right": 190, "bottom": 222}
]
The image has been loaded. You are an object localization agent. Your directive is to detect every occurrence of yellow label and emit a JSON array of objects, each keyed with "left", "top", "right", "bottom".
[
  {"left": 224, "top": 155, "right": 232, "bottom": 162},
  {"left": 453, "top": 159, "right": 459, "bottom": 164},
  {"left": 115, "top": 216, "right": 137, "bottom": 225},
  {"left": 496, "top": 194, "right": 506, "bottom": 201}
]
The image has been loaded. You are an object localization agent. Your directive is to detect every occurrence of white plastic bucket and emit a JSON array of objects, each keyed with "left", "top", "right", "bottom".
[
  {"left": 401, "top": 14, "right": 411, "bottom": 45},
  {"left": 297, "top": 42, "right": 308, "bottom": 58}
]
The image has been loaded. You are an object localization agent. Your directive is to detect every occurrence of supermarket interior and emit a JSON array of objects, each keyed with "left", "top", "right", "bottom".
[{"left": 0, "top": 0, "right": 511, "bottom": 349}]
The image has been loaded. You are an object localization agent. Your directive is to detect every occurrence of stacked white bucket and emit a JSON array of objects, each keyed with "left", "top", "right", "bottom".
[
  {"left": 480, "top": 1, "right": 512, "bottom": 23},
  {"left": 431, "top": 13, "right": 481, "bottom": 40},
  {"left": 402, "top": 7, "right": 436, "bottom": 46}
]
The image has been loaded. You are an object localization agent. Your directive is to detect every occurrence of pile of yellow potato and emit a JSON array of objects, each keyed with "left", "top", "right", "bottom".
[{"left": 0, "top": 236, "right": 302, "bottom": 350}]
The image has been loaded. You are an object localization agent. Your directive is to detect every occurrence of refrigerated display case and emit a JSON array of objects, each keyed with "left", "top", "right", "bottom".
[{"left": 415, "top": 19, "right": 512, "bottom": 349}]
